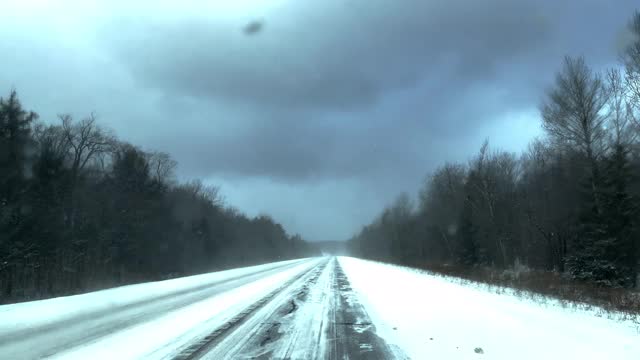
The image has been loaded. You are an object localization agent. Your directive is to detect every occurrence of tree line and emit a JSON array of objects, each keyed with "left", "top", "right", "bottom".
[
  {"left": 350, "top": 12, "right": 640, "bottom": 289},
  {"left": 0, "top": 94, "right": 315, "bottom": 303}
]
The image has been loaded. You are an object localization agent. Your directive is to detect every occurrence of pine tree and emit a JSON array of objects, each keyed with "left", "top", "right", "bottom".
[
  {"left": 0, "top": 90, "right": 38, "bottom": 297},
  {"left": 567, "top": 144, "right": 638, "bottom": 288},
  {"left": 457, "top": 194, "right": 478, "bottom": 266},
  {"left": 602, "top": 144, "right": 637, "bottom": 287},
  {"left": 0, "top": 90, "right": 37, "bottom": 202},
  {"left": 565, "top": 164, "right": 609, "bottom": 285}
]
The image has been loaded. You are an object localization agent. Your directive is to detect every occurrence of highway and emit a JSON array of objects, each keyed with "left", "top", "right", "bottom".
[{"left": 0, "top": 257, "right": 404, "bottom": 360}]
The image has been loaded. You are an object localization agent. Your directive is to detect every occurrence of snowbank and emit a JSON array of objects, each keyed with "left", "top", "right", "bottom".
[{"left": 339, "top": 256, "right": 640, "bottom": 360}]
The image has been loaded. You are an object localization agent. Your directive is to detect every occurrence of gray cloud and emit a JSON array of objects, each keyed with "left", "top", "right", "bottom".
[
  {"left": 1, "top": 0, "right": 638, "bottom": 240},
  {"left": 105, "top": 0, "right": 553, "bottom": 110}
]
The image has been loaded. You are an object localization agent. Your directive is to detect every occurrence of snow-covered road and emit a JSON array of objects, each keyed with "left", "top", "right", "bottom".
[
  {"left": 0, "top": 258, "right": 321, "bottom": 359},
  {"left": 1, "top": 256, "right": 638, "bottom": 359},
  {"left": 198, "top": 257, "right": 404, "bottom": 360},
  {"left": 0, "top": 257, "right": 403, "bottom": 359}
]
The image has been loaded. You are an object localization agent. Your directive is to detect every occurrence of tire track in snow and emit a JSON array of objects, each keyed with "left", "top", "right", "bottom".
[
  {"left": 0, "top": 260, "right": 309, "bottom": 360},
  {"left": 326, "top": 258, "right": 408, "bottom": 359},
  {"left": 172, "top": 258, "right": 329, "bottom": 360},
  {"left": 194, "top": 257, "right": 408, "bottom": 360}
]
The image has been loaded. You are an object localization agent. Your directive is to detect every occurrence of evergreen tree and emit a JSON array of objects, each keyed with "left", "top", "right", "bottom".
[
  {"left": 602, "top": 144, "right": 637, "bottom": 287},
  {"left": 457, "top": 193, "right": 478, "bottom": 266},
  {"left": 0, "top": 90, "right": 38, "bottom": 297},
  {"left": 565, "top": 170, "right": 611, "bottom": 286}
]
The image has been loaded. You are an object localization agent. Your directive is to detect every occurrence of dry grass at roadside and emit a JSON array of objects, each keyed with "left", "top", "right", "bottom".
[{"left": 395, "top": 261, "right": 640, "bottom": 322}]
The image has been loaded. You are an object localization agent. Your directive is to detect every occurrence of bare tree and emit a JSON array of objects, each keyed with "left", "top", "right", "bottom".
[
  {"left": 519, "top": 139, "right": 577, "bottom": 270},
  {"left": 420, "top": 163, "right": 467, "bottom": 261},
  {"left": 467, "top": 142, "right": 520, "bottom": 267},
  {"left": 58, "top": 114, "right": 116, "bottom": 233},
  {"left": 623, "top": 11, "right": 640, "bottom": 108},
  {"left": 32, "top": 122, "right": 69, "bottom": 160},
  {"left": 390, "top": 192, "right": 414, "bottom": 220},
  {"left": 542, "top": 57, "right": 610, "bottom": 159},
  {"left": 182, "top": 179, "right": 223, "bottom": 207},
  {"left": 541, "top": 56, "right": 611, "bottom": 213},
  {"left": 607, "top": 69, "right": 637, "bottom": 147},
  {"left": 148, "top": 151, "right": 178, "bottom": 184},
  {"left": 60, "top": 113, "right": 116, "bottom": 179}
]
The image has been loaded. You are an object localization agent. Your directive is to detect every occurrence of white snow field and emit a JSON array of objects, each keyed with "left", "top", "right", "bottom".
[
  {"left": 338, "top": 256, "right": 640, "bottom": 360},
  {"left": 1, "top": 256, "right": 638, "bottom": 359}
]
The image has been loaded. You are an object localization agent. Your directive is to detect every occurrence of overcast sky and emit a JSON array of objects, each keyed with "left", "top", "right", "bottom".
[{"left": 1, "top": 0, "right": 637, "bottom": 241}]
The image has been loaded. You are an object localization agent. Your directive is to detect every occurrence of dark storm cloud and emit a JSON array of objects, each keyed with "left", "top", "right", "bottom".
[
  {"left": 97, "top": 0, "right": 550, "bottom": 184},
  {"left": 150, "top": 106, "right": 409, "bottom": 182},
  {"left": 106, "top": 0, "right": 553, "bottom": 110},
  {"left": 100, "top": 0, "right": 640, "bottom": 182},
  {"left": 3, "top": 0, "right": 638, "bottom": 240}
]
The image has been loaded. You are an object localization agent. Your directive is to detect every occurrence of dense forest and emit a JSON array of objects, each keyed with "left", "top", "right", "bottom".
[
  {"left": 0, "top": 94, "right": 315, "bottom": 303},
  {"left": 350, "top": 12, "right": 640, "bottom": 290}
]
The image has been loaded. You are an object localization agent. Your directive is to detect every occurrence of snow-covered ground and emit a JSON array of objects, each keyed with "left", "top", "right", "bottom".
[
  {"left": 0, "top": 258, "right": 320, "bottom": 359},
  {"left": 3, "top": 256, "right": 637, "bottom": 359},
  {"left": 339, "top": 256, "right": 640, "bottom": 360}
]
